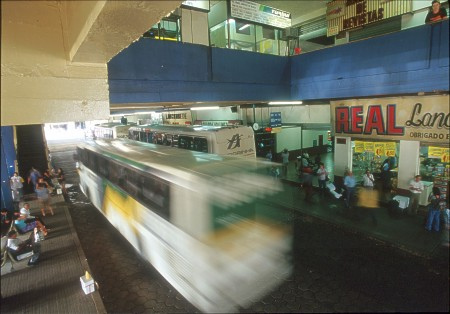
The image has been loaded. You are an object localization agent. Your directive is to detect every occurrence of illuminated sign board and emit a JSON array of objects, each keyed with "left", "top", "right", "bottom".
[
  {"left": 230, "top": 0, "right": 291, "bottom": 29},
  {"left": 326, "top": 0, "right": 411, "bottom": 36}
]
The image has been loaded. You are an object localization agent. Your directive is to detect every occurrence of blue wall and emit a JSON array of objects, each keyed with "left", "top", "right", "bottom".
[
  {"left": 108, "top": 40, "right": 291, "bottom": 104},
  {"left": 1, "top": 126, "right": 16, "bottom": 209},
  {"left": 291, "top": 20, "right": 449, "bottom": 100},
  {"left": 108, "top": 20, "right": 449, "bottom": 104}
]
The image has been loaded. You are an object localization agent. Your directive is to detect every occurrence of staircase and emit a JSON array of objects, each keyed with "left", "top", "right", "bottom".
[{"left": 16, "top": 125, "right": 49, "bottom": 194}]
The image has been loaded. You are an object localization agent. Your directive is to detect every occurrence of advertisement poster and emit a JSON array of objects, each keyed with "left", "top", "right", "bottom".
[{"left": 331, "top": 95, "right": 450, "bottom": 144}]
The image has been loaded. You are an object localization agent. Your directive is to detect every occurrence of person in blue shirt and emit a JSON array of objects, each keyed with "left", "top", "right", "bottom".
[{"left": 344, "top": 170, "right": 356, "bottom": 209}]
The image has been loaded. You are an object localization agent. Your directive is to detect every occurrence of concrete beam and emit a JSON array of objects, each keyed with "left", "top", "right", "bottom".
[{"left": 0, "top": 0, "right": 181, "bottom": 126}]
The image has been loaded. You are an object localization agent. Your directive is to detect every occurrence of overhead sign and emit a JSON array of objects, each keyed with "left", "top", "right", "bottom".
[
  {"left": 330, "top": 95, "right": 450, "bottom": 144},
  {"left": 270, "top": 112, "right": 282, "bottom": 127},
  {"left": 326, "top": 0, "right": 411, "bottom": 36},
  {"left": 182, "top": 1, "right": 210, "bottom": 11},
  {"left": 230, "top": 0, "right": 291, "bottom": 29}
]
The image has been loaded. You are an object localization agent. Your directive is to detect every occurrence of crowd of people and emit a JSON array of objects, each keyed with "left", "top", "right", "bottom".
[
  {"left": 2, "top": 166, "right": 67, "bottom": 267},
  {"left": 267, "top": 148, "right": 449, "bottom": 234}
]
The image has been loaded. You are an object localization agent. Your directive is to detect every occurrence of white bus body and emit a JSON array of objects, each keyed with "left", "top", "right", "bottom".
[{"left": 128, "top": 124, "right": 256, "bottom": 157}]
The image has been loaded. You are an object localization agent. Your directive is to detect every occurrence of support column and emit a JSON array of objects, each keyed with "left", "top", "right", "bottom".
[
  {"left": 333, "top": 136, "right": 352, "bottom": 187},
  {"left": 397, "top": 140, "right": 420, "bottom": 191}
]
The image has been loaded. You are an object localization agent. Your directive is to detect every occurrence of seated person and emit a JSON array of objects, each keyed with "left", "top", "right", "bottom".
[
  {"left": 20, "top": 203, "right": 47, "bottom": 227},
  {"left": 1, "top": 208, "right": 20, "bottom": 237},
  {"left": 6, "top": 229, "right": 35, "bottom": 261},
  {"left": 14, "top": 214, "right": 48, "bottom": 236}
]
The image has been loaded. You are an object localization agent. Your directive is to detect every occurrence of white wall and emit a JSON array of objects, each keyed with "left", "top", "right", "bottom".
[
  {"left": 195, "top": 107, "right": 240, "bottom": 120},
  {"left": 302, "top": 130, "right": 329, "bottom": 148},
  {"left": 276, "top": 127, "right": 302, "bottom": 153},
  {"left": 245, "top": 104, "right": 330, "bottom": 126}
]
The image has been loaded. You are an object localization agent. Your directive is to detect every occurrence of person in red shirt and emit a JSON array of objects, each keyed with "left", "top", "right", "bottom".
[{"left": 425, "top": 0, "right": 448, "bottom": 23}]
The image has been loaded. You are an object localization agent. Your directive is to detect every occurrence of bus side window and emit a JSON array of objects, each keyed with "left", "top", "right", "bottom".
[
  {"left": 108, "top": 161, "right": 120, "bottom": 185},
  {"left": 193, "top": 137, "right": 208, "bottom": 153},
  {"left": 166, "top": 134, "right": 173, "bottom": 146},
  {"left": 98, "top": 157, "right": 109, "bottom": 179},
  {"left": 88, "top": 151, "right": 98, "bottom": 172},
  {"left": 172, "top": 135, "right": 179, "bottom": 147},
  {"left": 179, "top": 136, "right": 194, "bottom": 150},
  {"left": 138, "top": 131, "right": 145, "bottom": 142},
  {"left": 156, "top": 132, "right": 163, "bottom": 145},
  {"left": 148, "top": 132, "right": 154, "bottom": 144},
  {"left": 125, "top": 168, "right": 140, "bottom": 197},
  {"left": 139, "top": 175, "right": 170, "bottom": 220}
]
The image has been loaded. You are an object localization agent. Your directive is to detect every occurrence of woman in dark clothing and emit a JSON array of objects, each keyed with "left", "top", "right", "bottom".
[{"left": 56, "top": 168, "right": 67, "bottom": 194}]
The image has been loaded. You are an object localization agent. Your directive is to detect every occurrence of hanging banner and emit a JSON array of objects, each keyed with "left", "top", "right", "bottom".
[
  {"left": 385, "top": 142, "right": 396, "bottom": 157},
  {"left": 374, "top": 142, "right": 385, "bottom": 156},
  {"left": 330, "top": 95, "right": 450, "bottom": 144},
  {"left": 363, "top": 142, "right": 374, "bottom": 152},
  {"left": 354, "top": 141, "right": 364, "bottom": 153}
]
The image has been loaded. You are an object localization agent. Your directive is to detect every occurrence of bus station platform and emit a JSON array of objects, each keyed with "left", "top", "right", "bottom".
[
  {"left": 278, "top": 157, "right": 449, "bottom": 258},
  {"left": 1, "top": 195, "right": 106, "bottom": 313},
  {"left": 2, "top": 146, "right": 447, "bottom": 313}
]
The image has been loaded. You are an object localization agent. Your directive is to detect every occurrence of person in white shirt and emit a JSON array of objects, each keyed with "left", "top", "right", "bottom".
[
  {"left": 408, "top": 175, "right": 424, "bottom": 214},
  {"left": 362, "top": 170, "right": 375, "bottom": 189},
  {"left": 6, "top": 229, "right": 34, "bottom": 261}
]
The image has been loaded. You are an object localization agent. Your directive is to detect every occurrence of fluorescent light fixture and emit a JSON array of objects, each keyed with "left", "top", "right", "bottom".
[
  {"left": 110, "top": 113, "right": 132, "bottom": 117},
  {"left": 268, "top": 101, "right": 303, "bottom": 105},
  {"left": 190, "top": 106, "right": 220, "bottom": 111},
  {"left": 134, "top": 111, "right": 155, "bottom": 115},
  {"left": 239, "top": 24, "right": 250, "bottom": 31}
]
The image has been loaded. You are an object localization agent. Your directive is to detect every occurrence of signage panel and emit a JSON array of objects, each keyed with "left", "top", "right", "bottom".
[
  {"left": 230, "top": 0, "right": 291, "bottom": 29},
  {"left": 182, "top": 0, "right": 210, "bottom": 11},
  {"left": 326, "top": 0, "right": 411, "bottom": 35},
  {"left": 330, "top": 95, "right": 450, "bottom": 144},
  {"left": 270, "top": 112, "right": 282, "bottom": 127}
]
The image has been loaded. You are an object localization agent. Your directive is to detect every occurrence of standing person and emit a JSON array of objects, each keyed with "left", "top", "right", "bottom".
[
  {"left": 314, "top": 154, "right": 321, "bottom": 167},
  {"left": 316, "top": 163, "right": 328, "bottom": 196},
  {"left": 42, "top": 169, "right": 55, "bottom": 189},
  {"left": 36, "top": 177, "right": 54, "bottom": 216},
  {"left": 27, "top": 167, "right": 41, "bottom": 192},
  {"left": 408, "top": 175, "right": 424, "bottom": 215},
  {"left": 281, "top": 149, "right": 289, "bottom": 177},
  {"left": 425, "top": 187, "right": 445, "bottom": 232},
  {"left": 302, "top": 165, "right": 314, "bottom": 202},
  {"left": 265, "top": 150, "right": 273, "bottom": 162},
  {"left": 56, "top": 168, "right": 67, "bottom": 194},
  {"left": 363, "top": 169, "right": 375, "bottom": 189},
  {"left": 344, "top": 171, "right": 356, "bottom": 209},
  {"left": 425, "top": 0, "right": 448, "bottom": 23},
  {"left": 10, "top": 172, "right": 24, "bottom": 200}
]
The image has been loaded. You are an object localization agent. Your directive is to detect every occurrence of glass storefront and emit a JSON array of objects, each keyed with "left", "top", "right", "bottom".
[
  {"left": 420, "top": 145, "right": 450, "bottom": 201},
  {"left": 352, "top": 140, "right": 399, "bottom": 188}
]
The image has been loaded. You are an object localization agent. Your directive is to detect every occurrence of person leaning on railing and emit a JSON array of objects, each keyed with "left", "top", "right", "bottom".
[{"left": 425, "top": 0, "right": 448, "bottom": 23}]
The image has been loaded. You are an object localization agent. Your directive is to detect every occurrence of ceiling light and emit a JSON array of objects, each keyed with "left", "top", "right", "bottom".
[
  {"left": 268, "top": 101, "right": 303, "bottom": 105},
  {"left": 190, "top": 106, "right": 220, "bottom": 111},
  {"left": 239, "top": 24, "right": 250, "bottom": 31}
]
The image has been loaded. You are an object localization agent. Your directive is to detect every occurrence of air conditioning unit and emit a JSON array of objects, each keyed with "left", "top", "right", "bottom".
[{"left": 281, "top": 27, "right": 299, "bottom": 40}]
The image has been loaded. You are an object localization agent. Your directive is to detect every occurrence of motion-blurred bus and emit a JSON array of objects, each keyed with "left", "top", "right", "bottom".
[
  {"left": 128, "top": 124, "right": 256, "bottom": 157},
  {"left": 75, "top": 139, "right": 292, "bottom": 312}
]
